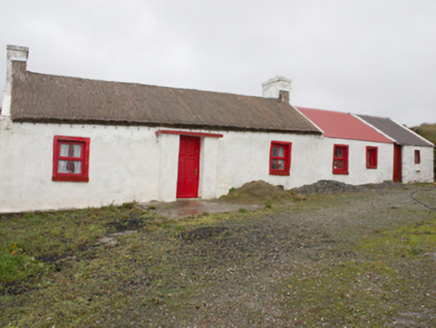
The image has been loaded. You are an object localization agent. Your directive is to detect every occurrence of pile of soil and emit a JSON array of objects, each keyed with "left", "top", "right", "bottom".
[{"left": 219, "top": 180, "right": 293, "bottom": 204}]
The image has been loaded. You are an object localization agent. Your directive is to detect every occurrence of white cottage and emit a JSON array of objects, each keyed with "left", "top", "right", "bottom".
[
  {"left": 0, "top": 46, "right": 323, "bottom": 213},
  {"left": 356, "top": 115, "right": 434, "bottom": 183},
  {"left": 2, "top": 45, "right": 433, "bottom": 214},
  {"left": 297, "top": 107, "right": 396, "bottom": 185}
]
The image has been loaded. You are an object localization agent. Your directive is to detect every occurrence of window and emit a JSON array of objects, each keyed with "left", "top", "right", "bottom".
[
  {"left": 414, "top": 150, "right": 420, "bottom": 164},
  {"left": 269, "top": 141, "right": 292, "bottom": 176},
  {"left": 333, "top": 144, "right": 349, "bottom": 175},
  {"left": 366, "top": 146, "right": 378, "bottom": 169},
  {"left": 52, "top": 136, "right": 90, "bottom": 182}
]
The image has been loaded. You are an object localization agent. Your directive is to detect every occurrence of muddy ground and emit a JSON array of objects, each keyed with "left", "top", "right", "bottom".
[{"left": 1, "top": 182, "right": 435, "bottom": 327}]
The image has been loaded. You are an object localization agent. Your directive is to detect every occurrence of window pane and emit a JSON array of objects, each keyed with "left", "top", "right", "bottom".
[
  {"left": 58, "top": 160, "right": 69, "bottom": 173},
  {"left": 278, "top": 160, "right": 285, "bottom": 170},
  {"left": 71, "top": 161, "right": 82, "bottom": 174},
  {"left": 60, "top": 144, "right": 70, "bottom": 157},
  {"left": 71, "top": 144, "right": 82, "bottom": 158},
  {"left": 338, "top": 160, "right": 343, "bottom": 169},
  {"left": 272, "top": 147, "right": 278, "bottom": 157},
  {"left": 334, "top": 160, "right": 338, "bottom": 169},
  {"left": 279, "top": 147, "right": 285, "bottom": 157},
  {"left": 338, "top": 149, "right": 343, "bottom": 158},
  {"left": 271, "top": 160, "right": 277, "bottom": 170}
]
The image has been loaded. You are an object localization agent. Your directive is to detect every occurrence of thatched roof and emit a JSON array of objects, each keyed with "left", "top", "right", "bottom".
[{"left": 10, "top": 64, "right": 320, "bottom": 134}]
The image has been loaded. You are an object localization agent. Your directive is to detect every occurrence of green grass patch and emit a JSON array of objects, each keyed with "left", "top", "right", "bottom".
[
  {"left": 278, "top": 260, "right": 402, "bottom": 325},
  {"left": 359, "top": 218, "right": 436, "bottom": 257},
  {"left": 0, "top": 242, "right": 50, "bottom": 284}
]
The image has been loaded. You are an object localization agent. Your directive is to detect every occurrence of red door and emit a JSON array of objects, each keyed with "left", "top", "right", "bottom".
[
  {"left": 177, "top": 136, "right": 200, "bottom": 198},
  {"left": 393, "top": 145, "right": 402, "bottom": 183}
]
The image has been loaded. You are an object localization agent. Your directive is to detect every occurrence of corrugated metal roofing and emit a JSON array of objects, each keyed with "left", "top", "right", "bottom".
[
  {"left": 297, "top": 107, "right": 392, "bottom": 143},
  {"left": 9, "top": 66, "right": 321, "bottom": 134},
  {"left": 357, "top": 115, "right": 433, "bottom": 147}
]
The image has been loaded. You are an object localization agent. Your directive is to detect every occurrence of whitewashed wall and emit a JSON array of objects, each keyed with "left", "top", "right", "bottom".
[
  {"left": 311, "top": 137, "right": 395, "bottom": 185},
  {"left": 0, "top": 119, "right": 161, "bottom": 212},
  {"left": 401, "top": 146, "right": 434, "bottom": 183},
  {"left": 0, "top": 118, "right": 400, "bottom": 213}
]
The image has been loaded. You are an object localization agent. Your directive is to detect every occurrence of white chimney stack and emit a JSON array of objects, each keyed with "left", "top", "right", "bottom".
[
  {"left": 1, "top": 45, "right": 29, "bottom": 117},
  {"left": 262, "top": 76, "right": 292, "bottom": 102}
]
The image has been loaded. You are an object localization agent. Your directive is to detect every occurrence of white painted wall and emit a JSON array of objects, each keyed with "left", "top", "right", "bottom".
[
  {"left": 312, "top": 137, "right": 394, "bottom": 185},
  {"left": 401, "top": 146, "right": 434, "bottom": 183},
  {"left": 0, "top": 119, "right": 162, "bottom": 213},
  {"left": 0, "top": 118, "right": 398, "bottom": 213}
]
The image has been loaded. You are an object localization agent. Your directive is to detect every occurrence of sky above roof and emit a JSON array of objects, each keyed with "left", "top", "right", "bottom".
[{"left": 1, "top": 0, "right": 435, "bottom": 127}]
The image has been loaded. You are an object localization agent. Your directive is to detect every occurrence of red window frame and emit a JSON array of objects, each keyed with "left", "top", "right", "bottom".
[
  {"left": 366, "top": 146, "right": 378, "bottom": 169},
  {"left": 414, "top": 150, "right": 420, "bottom": 164},
  {"left": 269, "top": 141, "right": 292, "bottom": 176},
  {"left": 333, "top": 144, "right": 349, "bottom": 175},
  {"left": 52, "top": 136, "right": 90, "bottom": 182}
]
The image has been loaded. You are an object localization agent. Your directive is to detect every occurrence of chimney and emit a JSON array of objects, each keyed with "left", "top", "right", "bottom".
[
  {"left": 1, "top": 45, "right": 29, "bottom": 117},
  {"left": 262, "top": 76, "right": 292, "bottom": 102}
]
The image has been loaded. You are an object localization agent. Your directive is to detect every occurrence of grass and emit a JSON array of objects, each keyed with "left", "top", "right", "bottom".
[
  {"left": 1, "top": 188, "right": 435, "bottom": 326},
  {"left": 0, "top": 243, "right": 50, "bottom": 284},
  {"left": 278, "top": 216, "right": 436, "bottom": 326}
]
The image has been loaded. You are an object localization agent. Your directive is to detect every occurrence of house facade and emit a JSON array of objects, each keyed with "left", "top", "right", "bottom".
[
  {"left": 0, "top": 46, "right": 324, "bottom": 213},
  {"left": 1, "top": 45, "right": 433, "bottom": 213}
]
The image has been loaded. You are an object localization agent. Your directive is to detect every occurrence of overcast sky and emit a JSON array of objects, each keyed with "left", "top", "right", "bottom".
[{"left": 1, "top": 0, "right": 435, "bottom": 127}]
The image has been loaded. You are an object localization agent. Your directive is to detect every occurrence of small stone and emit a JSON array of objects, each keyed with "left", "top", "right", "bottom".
[{"left": 98, "top": 237, "right": 117, "bottom": 245}]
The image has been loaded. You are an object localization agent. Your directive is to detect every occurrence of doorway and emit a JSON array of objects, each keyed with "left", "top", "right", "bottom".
[{"left": 176, "top": 136, "right": 200, "bottom": 198}]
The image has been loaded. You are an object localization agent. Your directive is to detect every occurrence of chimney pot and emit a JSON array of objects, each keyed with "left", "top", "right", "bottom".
[{"left": 279, "top": 90, "right": 289, "bottom": 103}]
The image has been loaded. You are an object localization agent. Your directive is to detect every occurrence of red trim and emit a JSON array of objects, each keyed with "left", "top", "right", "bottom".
[
  {"left": 269, "top": 141, "right": 292, "bottom": 176},
  {"left": 366, "top": 146, "right": 378, "bottom": 169},
  {"left": 414, "top": 150, "right": 421, "bottom": 164},
  {"left": 333, "top": 144, "right": 349, "bottom": 175},
  {"left": 156, "top": 130, "right": 223, "bottom": 138},
  {"left": 52, "top": 136, "right": 90, "bottom": 182}
]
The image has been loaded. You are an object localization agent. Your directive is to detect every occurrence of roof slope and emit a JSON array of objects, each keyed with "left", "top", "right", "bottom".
[
  {"left": 297, "top": 107, "right": 392, "bottom": 143},
  {"left": 10, "top": 69, "right": 320, "bottom": 134},
  {"left": 357, "top": 115, "right": 433, "bottom": 147}
]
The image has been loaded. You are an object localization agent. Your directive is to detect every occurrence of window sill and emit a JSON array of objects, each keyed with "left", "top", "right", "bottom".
[
  {"left": 52, "top": 176, "right": 89, "bottom": 182},
  {"left": 333, "top": 171, "right": 349, "bottom": 175},
  {"left": 270, "top": 171, "right": 290, "bottom": 176}
]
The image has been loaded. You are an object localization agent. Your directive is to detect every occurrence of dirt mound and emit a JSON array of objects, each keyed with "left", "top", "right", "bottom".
[{"left": 219, "top": 180, "right": 293, "bottom": 204}]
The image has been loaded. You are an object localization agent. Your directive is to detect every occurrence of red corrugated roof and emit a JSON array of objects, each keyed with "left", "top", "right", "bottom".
[{"left": 297, "top": 107, "right": 393, "bottom": 143}]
